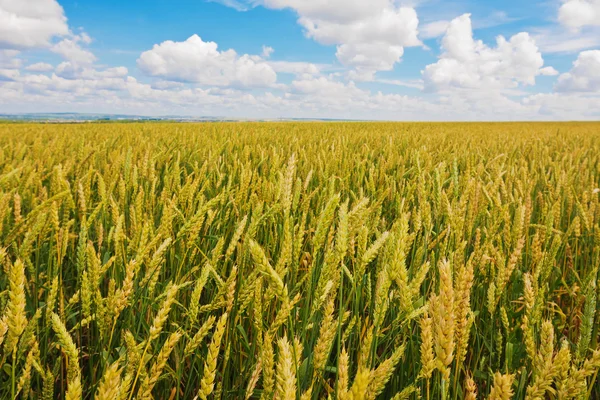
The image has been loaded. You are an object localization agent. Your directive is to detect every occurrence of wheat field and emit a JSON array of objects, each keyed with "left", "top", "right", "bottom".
[{"left": 0, "top": 122, "right": 599, "bottom": 399}]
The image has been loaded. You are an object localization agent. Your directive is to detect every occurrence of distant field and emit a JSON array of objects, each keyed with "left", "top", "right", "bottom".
[{"left": 0, "top": 122, "right": 599, "bottom": 399}]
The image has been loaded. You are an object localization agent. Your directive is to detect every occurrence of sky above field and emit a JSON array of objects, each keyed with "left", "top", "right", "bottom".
[{"left": 0, "top": 0, "right": 599, "bottom": 120}]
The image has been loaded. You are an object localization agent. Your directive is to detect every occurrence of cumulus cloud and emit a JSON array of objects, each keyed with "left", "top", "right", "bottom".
[
  {"left": 0, "top": 0, "right": 98, "bottom": 75},
  {"left": 2, "top": 0, "right": 599, "bottom": 122},
  {"left": 55, "top": 62, "right": 128, "bottom": 80},
  {"left": 261, "top": 45, "right": 274, "bottom": 58},
  {"left": 137, "top": 35, "right": 277, "bottom": 88},
  {"left": 151, "top": 80, "right": 186, "bottom": 90},
  {"left": 19, "top": 73, "right": 120, "bottom": 94},
  {"left": 558, "top": 0, "right": 600, "bottom": 30},
  {"left": 0, "top": 49, "right": 21, "bottom": 68},
  {"left": 0, "top": 0, "right": 68, "bottom": 49},
  {"left": 523, "top": 92, "right": 600, "bottom": 119},
  {"left": 267, "top": 60, "right": 322, "bottom": 76},
  {"left": 1, "top": 70, "right": 273, "bottom": 117},
  {"left": 422, "top": 14, "right": 556, "bottom": 92},
  {"left": 555, "top": 50, "right": 600, "bottom": 92},
  {"left": 280, "top": 75, "right": 436, "bottom": 116},
  {"left": 259, "top": 0, "right": 421, "bottom": 77},
  {"left": 4, "top": 61, "right": 600, "bottom": 121},
  {"left": 291, "top": 76, "right": 361, "bottom": 97},
  {"left": 421, "top": 20, "right": 451, "bottom": 40},
  {"left": 336, "top": 43, "right": 404, "bottom": 79},
  {"left": 296, "top": 6, "right": 420, "bottom": 47},
  {"left": 11, "top": 67, "right": 129, "bottom": 98},
  {"left": 25, "top": 62, "right": 54, "bottom": 72},
  {"left": 51, "top": 33, "right": 96, "bottom": 64},
  {"left": 0, "top": 68, "right": 19, "bottom": 81},
  {"left": 263, "top": 0, "right": 389, "bottom": 23}
]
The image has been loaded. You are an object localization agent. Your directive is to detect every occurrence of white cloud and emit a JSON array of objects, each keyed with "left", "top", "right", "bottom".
[
  {"left": 0, "top": 67, "right": 425, "bottom": 119},
  {"left": 296, "top": 6, "right": 420, "bottom": 47},
  {"left": 0, "top": 69, "right": 269, "bottom": 117},
  {"left": 537, "top": 34, "right": 600, "bottom": 54},
  {"left": 137, "top": 34, "right": 277, "bottom": 88},
  {"left": 151, "top": 80, "right": 186, "bottom": 90},
  {"left": 4, "top": 62, "right": 600, "bottom": 121},
  {"left": 523, "top": 92, "right": 600, "bottom": 119},
  {"left": 259, "top": 0, "right": 421, "bottom": 76},
  {"left": 15, "top": 69, "right": 129, "bottom": 95},
  {"left": 267, "top": 60, "right": 322, "bottom": 76},
  {"left": 533, "top": 25, "right": 600, "bottom": 54},
  {"left": 0, "top": 0, "right": 68, "bottom": 49},
  {"left": 55, "top": 62, "right": 128, "bottom": 80},
  {"left": 555, "top": 50, "right": 600, "bottom": 92},
  {"left": 291, "top": 76, "right": 361, "bottom": 97},
  {"left": 472, "top": 11, "right": 517, "bottom": 31},
  {"left": 540, "top": 67, "right": 559, "bottom": 76},
  {"left": 1, "top": 0, "right": 598, "bottom": 122},
  {"left": 558, "top": 0, "right": 600, "bottom": 30},
  {"left": 0, "top": 68, "right": 19, "bottom": 81},
  {"left": 0, "top": 49, "right": 21, "bottom": 68},
  {"left": 282, "top": 75, "right": 423, "bottom": 115},
  {"left": 261, "top": 45, "right": 274, "bottom": 58},
  {"left": 208, "top": 0, "right": 253, "bottom": 11},
  {"left": 420, "top": 12, "right": 515, "bottom": 40},
  {"left": 423, "top": 14, "right": 554, "bottom": 92},
  {"left": 435, "top": 90, "right": 539, "bottom": 119},
  {"left": 263, "top": 0, "right": 390, "bottom": 23},
  {"left": 376, "top": 78, "right": 424, "bottom": 90},
  {"left": 0, "top": 1, "right": 98, "bottom": 76},
  {"left": 336, "top": 42, "right": 404, "bottom": 78},
  {"left": 421, "top": 20, "right": 450, "bottom": 39},
  {"left": 25, "top": 62, "right": 54, "bottom": 72},
  {"left": 51, "top": 35, "right": 97, "bottom": 64}
]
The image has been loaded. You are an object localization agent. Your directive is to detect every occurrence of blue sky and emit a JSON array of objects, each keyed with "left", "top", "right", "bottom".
[{"left": 0, "top": 0, "right": 599, "bottom": 120}]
